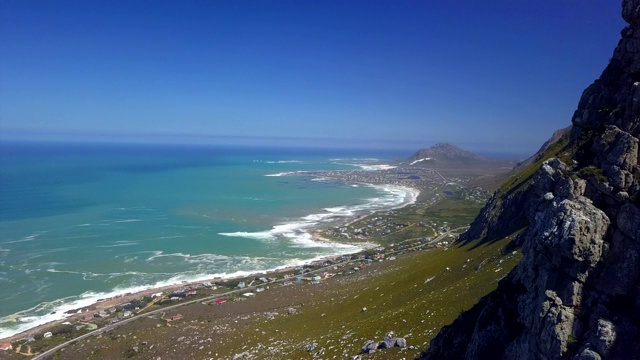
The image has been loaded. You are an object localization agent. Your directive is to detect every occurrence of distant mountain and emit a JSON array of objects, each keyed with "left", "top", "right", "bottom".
[{"left": 397, "top": 143, "right": 486, "bottom": 168}]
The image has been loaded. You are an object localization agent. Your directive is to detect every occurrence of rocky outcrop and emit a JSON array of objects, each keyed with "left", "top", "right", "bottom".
[{"left": 420, "top": 2, "right": 640, "bottom": 359}]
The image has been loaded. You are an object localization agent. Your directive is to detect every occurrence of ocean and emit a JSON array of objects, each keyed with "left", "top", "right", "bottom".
[{"left": 0, "top": 142, "right": 415, "bottom": 338}]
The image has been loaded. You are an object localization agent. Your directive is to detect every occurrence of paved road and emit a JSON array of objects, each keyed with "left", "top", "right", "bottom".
[{"left": 32, "top": 227, "right": 467, "bottom": 359}]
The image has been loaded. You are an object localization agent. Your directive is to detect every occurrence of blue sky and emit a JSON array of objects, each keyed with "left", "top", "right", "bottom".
[{"left": 0, "top": 1, "right": 624, "bottom": 156}]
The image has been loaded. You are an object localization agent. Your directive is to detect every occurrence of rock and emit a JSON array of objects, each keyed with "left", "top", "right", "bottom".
[
  {"left": 575, "top": 349, "right": 602, "bottom": 360},
  {"left": 593, "top": 319, "right": 616, "bottom": 357},
  {"left": 361, "top": 340, "right": 378, "bottom": 354},
  {"left": 419, "top": 2, "right": 640, "bottom": 358},
  {"left": 305, "top": 342, "right": 317, "bottom": 352},
  {"left": 287, "top": 307, "right": 297, "bottom": 315},
  {"left": 232, "top": 351, "right": 251, "bottom": 360},
  {"left": 395, "top": 337, "right": 407, "bottom": 348}
]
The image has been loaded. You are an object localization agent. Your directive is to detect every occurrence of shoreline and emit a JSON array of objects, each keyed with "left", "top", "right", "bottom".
[{"left": 0, "top": 182, "right": 422, "bottom": 342}]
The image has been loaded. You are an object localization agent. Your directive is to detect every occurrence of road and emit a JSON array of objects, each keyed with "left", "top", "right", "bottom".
[{"left": 32, "top": 227, "right": 468, "bottom": 359}]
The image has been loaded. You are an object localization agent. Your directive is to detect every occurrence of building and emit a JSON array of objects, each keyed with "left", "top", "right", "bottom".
[
  {"left": 0, "top": 343, "right": 12, "bottom": 351},
  {"left": 170, "top": 314, "right": 183, "bottom": 321}
]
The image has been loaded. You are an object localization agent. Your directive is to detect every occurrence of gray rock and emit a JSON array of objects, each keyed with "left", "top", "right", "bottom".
[
  {"left": 593, "top": 319, "right": 616, "bottom": 357},
  {"left": 361, "top": 340, "right": 378, "bottom": 354},
  {"left": 419, "top": 2, "right": 640, "bottom": 359},
  {"left": 575, "top": 349, "right": 602, "bottom": 360},
  {"left": 232, "top": 351, "right": 251, "bottom": 360}
]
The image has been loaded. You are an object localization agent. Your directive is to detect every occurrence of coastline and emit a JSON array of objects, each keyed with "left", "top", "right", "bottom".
[{"left": 0, "top": 182, "right": 422, "bottom": 342}]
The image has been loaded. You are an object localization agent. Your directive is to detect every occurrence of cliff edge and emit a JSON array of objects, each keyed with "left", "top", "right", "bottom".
[{"left": 420, "top": 1, "right": 640, "bottom": 359}]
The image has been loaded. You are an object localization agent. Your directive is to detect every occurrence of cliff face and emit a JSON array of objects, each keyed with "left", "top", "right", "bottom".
[{"left": 421, "top": 1, "right": 640, "bottom": 359}]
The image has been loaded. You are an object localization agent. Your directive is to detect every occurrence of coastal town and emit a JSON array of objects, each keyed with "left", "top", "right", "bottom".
[
  {"left": 0, "top": 154, "right": 505, "bottom": 359},
  {"left": 0, "top": 225, "right": 464, "bottom": 359}
]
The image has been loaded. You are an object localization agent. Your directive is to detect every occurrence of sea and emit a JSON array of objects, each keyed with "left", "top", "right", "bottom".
[{"left": 0, "top": 141, "right": 416, "bottom": 339}]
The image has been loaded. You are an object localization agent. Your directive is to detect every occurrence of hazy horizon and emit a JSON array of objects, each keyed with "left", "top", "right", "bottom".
[{"left": 1, "top": 1, "right": 623, "bottom": 160}]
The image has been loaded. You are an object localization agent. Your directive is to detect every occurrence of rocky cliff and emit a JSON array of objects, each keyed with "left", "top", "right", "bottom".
[{"left": 420, "top": 1, "right": 640, "bottom": 359}]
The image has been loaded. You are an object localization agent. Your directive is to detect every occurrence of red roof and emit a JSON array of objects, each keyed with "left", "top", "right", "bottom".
[
  {"left": 0, "top": 343, "right": 12, "bottom": 351},
  {"left": 170, "top": 314, "right": 183, "bottom": 321},
  {"left": 214, "top": 298, "right": 227, "bottom": 305}
]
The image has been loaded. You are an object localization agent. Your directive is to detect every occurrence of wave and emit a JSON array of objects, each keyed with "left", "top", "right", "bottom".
[
  {"left": 329, "top": 158, "right": 380, "bottom": 162},
  {"left": 115, "top": 219, "right": 142, "bottom": 223},
  {"left": 95, "top": 241, "right": 139, "bottom": 248},
  {"left": 2, "top": 232, "right": 45, "bottom": 245},
  {"left": 264, "top": 171, "right": 299, "bottom": 177},
  {"left": 219, "top": 184, "right": 419, "bottom": 249},
  {"left": 0, "top": 251, "right": 357, "bottom": 339},
  {"left": 254, "top": 160, "right": 305, "bottom": 164},
  {"left": 352, "top": 164, "right": 397, "bottom": 171}
]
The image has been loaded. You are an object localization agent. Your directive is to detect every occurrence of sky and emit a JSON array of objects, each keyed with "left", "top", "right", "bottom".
[{"left": 0, "top": 1, "right": 625, "bottom": 156}]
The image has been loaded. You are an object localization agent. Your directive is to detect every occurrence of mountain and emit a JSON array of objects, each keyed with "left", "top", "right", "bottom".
[
  {"left": 402, "top": 143, "right": 486, "bottom": 167},
  {"left": 420, "top": 2, "right": 640, "bottom": 359}
]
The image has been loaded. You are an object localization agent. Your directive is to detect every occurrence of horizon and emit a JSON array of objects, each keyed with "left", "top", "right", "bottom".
[
  {"left": 0, "top": 134, "right": 531, "bottom": 161},
  {"left": 0, "top": 1, "right": 623, "bottom": 158}
]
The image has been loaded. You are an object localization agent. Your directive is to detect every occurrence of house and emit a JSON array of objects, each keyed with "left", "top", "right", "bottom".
[
  {"left": 43, "top": 332, "right": 53, "bottom": 338},
  {"left": 186, "top": 290, "right": 197, "bottom": 296},
  {"left": 170, "top": 314, "right": 183, "bottom": 321},
  {"left": 151, "top": 292, "right": 163, "bottom": 298},
  {"left": 214, "top": 298, "right": 227, "bottom": 305},
  {"left": 123, "top": 310, "right": 132, "bottom": 318},
  {"left": 82, "top": 313, "right": 94, "bottom": 321},
  {"left": 0, "top": 343, "right": 12, "bottom": 351},
  {"left": 237, "top": 281, "right": 246, "bottom": 288}
]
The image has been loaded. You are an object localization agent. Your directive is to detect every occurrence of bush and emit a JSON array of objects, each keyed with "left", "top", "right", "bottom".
[{"left": 577, "top": 166, "right": 608, "bottom": 183}]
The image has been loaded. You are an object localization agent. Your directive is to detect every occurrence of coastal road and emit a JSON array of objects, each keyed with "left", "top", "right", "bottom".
[{"left": 31, "top": 227, "right": 468, "bottom": 359}]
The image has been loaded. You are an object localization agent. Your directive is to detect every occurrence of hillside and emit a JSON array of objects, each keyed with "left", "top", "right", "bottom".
[
  {"left": 420, "top": 1, "right": 640, "bottom": 359},
  {"left": 399, "top": 143, "right": 485, "bottom": 168}
]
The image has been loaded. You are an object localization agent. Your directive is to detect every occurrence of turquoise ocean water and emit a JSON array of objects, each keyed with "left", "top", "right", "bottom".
[{"left": 0, "top": 142, "right": 414, "bottom": 338}]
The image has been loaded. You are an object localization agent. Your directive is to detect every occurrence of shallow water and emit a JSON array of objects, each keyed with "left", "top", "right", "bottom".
[{"left": 0, "top": 142, "right": 413, "bottom": 338}]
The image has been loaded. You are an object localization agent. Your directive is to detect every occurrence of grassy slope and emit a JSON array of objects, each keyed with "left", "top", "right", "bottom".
[
  {"left": 45, "top": 228, "right": 522, "bottom": 360},
  {"left": 2, "top": 197, "right": 523, "bottom": 360}
]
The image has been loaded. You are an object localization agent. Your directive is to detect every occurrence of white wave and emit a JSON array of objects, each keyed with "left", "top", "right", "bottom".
[
  {"left": 329, "top": 158, "right": 380, "bottom": 162},
  {"left": 264, "top": 172, "right": 297, "bottom": 177},
  {"left": 0, "top": 242, "right": 377, "bottom": 339},
  {"left": 354, "top": 164, "right": 397, "bottom": 171},
  {"left": 219, "top": 184, "right": 419, "bottom": 250},
  {"left": 115, "top": 219, "right": 142, "bottom": 223},
  {"left": 409, "top": 158, "right": 433, "bottom": 165},
  {"left": 2, "top": 232, "right": 45, "bottom": 245},
  {"left": 218, "top": 231, "right": 275, "bottom": 241},
  {"left": 95, "top": 241, "right": 139, "bottom": 248}
]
